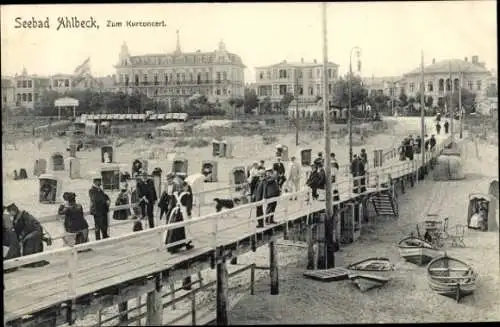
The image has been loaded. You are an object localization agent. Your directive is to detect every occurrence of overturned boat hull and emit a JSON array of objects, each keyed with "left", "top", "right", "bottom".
[{"left": 348, "top": 273, "right": 391, "bottom": 292}]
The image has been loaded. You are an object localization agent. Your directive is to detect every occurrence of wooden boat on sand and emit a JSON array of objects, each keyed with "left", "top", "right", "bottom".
[
  {"left": 398, "top": 236, "right": 442, "bottom": 266},
  {"left": 427, "top": 254, "right": 478, "bottom": 303},
  {"left": 347, "top": 257, "right": 395, "bottom": 292}
]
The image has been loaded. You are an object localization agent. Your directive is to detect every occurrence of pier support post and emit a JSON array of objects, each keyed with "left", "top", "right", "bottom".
[
  {"left": 409, "top": 173, "right": 414, "bottom": 188},
  {"left": 400, "top": 178, "right": 405, "bottom": 194},
  {"left": 118, "top": 301, "right": 128, "bottom": 326},
  {"left": 306, "top": 224, "right": 315, "bottom": 270},
  {"left": 146, "top": 274, "right": 163, "bottom": 326},
  {"left": 216, "top": 259, "right": 229, "bottom": 325},
  {"left": 269, "top": 241, "right": 279, "bottom": 295}
]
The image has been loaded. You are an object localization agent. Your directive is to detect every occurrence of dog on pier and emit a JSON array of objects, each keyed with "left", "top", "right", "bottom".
[{"left": 213, "top": 195, "right": 249, "bottom": 213}]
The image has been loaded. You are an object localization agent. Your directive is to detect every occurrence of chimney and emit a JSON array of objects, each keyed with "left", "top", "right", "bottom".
[
  {"left": 314, "top": 59, "right": 317, "bottom": 64},
  {"left": 472, "top": 55, "right": 479, "bottom": 64},
  {"left": 464, "top": 57, "right": 468, "bottom": 62},
  {"left": 301, "top": 58, "right": 304, "bottom": 63},
  {"left": 432, "top": 58, "right": 436, "bottom": 64}
]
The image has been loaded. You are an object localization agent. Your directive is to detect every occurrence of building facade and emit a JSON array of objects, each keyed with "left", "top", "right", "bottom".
[
  {"left": 402, "top": 55, "right": 494, "bottom": 108},
  {"left": 1, "top": 77, "right": 16, "bottom": 109},
  {"left": 114, "top": 31, "right": 246, "bottom": 107},
  {"left": 254, "top": 58, "right": 339, "bottom": 108}
]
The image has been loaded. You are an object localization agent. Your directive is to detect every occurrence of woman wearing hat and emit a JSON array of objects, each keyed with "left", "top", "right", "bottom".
[
  {"left": 165, "top": 181, "right": 194, "bottom": 253},
  {"left": 58, "top": 192, "right": 89, "bottom": 246},
  {"left": 5, "top": 202, "right": 44, "bottom": 258}
]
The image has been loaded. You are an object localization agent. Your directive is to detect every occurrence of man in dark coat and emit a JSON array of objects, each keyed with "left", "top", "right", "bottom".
[
  {"left": 5, "top": 203, "right": 45, "bottom": 266},
  {"left": 350, "top": 155, "right": 365, "bottom": 193},
  {"left": 89, "top": 176, "right": 111, "bottom": 240},
  {"left": 58, "top": 192, "right": 89, "bottom": 246},
  {"left": 405, "top": 138, "right": 414, "bottom": 161},
  {"left": 307, "top": 159, "right": 326, "bottom": 200},
  {"left": 424, "top": 134, "right": 430, "bottom": 152},
  {"left": 272, "top": 156, "right": 286, "bottom": 189},
  {"left": 436, "top": 122, "right": 441, "bottom": 135},
  {"left": 253, "top": 169, "right": 280, "bottom": 227},
  {"left": 136, "top": 172, "right": 158, "bottom": 228},
  {"left": 415, "top": 135, "right": 422, "bottom": 154},
  {"left": 444, "top": 120, "right": 450, "bottom": 134},
  {"left": 251, "top": 168, "right": 266, "bottom": 225}
]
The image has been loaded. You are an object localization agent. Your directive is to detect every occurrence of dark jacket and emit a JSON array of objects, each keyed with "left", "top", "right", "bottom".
[
  {"left": 113, "top": 191, "right": 131, "bottom": 220},
  {"left": 89, "top": 185, "right": 110, "bottom": 217},
  {"left": 58, "top": 203, "right": 89, "bottom": 233},
  {"left": 12, "top": 210, "right": 44, "bottom": 256},
  {"left": 360, "top": 152, "right": 368, "bottom": 166},
  {"left": 3, "top": 214, "right": 21, "bottom": 260},
  {"left": 137, "top": 179, "right": 158, "bottom": 203},
  {"left": 307, "top": 168, "right": 326, "bottom": 190},
  {"left": 253, "top": 176, "right": 281, "bottom": 201},
  {"left": 430, "top": 137, "right": 437, "bottom": 148},
  {"left": 350, "top": 158, "right": 364, "bottom": 177},
  {"left": 273, "top": 162, "right": 286, "bottom": 176}
]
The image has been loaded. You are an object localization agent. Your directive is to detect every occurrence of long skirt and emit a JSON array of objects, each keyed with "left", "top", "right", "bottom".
[{"left": 165, "top": 207, "right": 188, "bottom": 253}]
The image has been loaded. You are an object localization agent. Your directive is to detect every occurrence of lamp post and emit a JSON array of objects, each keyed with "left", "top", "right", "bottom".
[{"left": 348, "top": 46, "right": 362, "bottom": 163}]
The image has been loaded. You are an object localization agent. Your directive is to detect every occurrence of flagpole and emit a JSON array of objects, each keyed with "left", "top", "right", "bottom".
[
  {"left": 319, "top": 2, "right": 335, "bottom": 269},
  {"left": 420, "top": 51, "right": 425, "bottom": 179}
]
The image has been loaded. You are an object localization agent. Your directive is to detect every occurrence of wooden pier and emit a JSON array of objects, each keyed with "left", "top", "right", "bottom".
[{"left": 3, "top": 137, "right": 451, "bottom": 327}]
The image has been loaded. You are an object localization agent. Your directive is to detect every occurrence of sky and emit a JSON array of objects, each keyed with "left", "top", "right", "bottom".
[{"left": 1, "top": 2, "right": 497, "bottom": 82}]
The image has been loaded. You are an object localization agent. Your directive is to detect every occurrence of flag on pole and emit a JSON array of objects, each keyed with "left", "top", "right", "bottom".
[{"left": 74, "top": 57, "right": 91, "bottom": 76}]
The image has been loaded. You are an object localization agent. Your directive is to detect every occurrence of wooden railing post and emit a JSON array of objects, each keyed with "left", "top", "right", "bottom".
[
  {"left": 67, "top": 248, "right": 78, "bottom": 299},
  {"left": 146, "top": 274, "right": 163, "bottom": 326},
  {"left": 216, "top": 258, "right": 229, "bottom": 326},
  {"left": 269, "top": 241, "right": 279, "bottom": 295},
  {"left": 250, "top": 264, "right": 256, "bottom": 295}
]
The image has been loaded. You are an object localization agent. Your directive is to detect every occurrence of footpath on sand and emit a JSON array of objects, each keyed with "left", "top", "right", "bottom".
[{"left": 227, "top": 137, "right": 500, "bottom": 324}]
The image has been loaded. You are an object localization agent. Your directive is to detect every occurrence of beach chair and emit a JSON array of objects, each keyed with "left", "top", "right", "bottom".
[{"left": 450, "top": 224, "right": 466, "bottom": 247}]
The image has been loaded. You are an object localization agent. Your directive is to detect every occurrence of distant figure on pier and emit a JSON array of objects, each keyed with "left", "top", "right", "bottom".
[
  {"left": 399, "top": 140, "right": 407, "bottom": 161},
  {"left": 315, "top": 152, "right": 325, "bottom": 166},
  {"left": 360, "top": 149, "right": 368, "bottom": 168},
  {"left": 158, "top": 173, "right": 176, "bottom": 220},
  {"left": 444, "top": 120, "right": 450, "bottom": 134},
  {"left": 436, "top": 122, "right": 441, "bottom": 135},
  {"left": 350, "top": 155, "right": 366, "bottom": 193},
  {"left": 436, "top": 112, "right": 441, "bottom": 122},
  {"left": 329, "top": 153, "right": 339, "bottom": 183},
  {"left": 132, "top": 159, "right": 143, "bottom": 177},
  {"left": 136, "top": 171, "right": 158, "bottom": 228},
  {"left": 113, "top": 183, "right": 132, "bottom": 221},
  {"left": 429, "top": 135, "right": 437, "bottom": 152},
  {"left": 254, "top": 168, "right": 280, "bottom": 227},
  {"left": 165, "top": 181, "right": 194, "bottom": 253},
  {"left": 247, "top": 162, "right": 261, "bottom": 197},
  {"left": 415, "top": 135, "right": 422, "bottom": 154},
  {"left": 58, "top": 192, "right": 89, "bottom": 246},
  {"left": 5, "top": 202, "right": 45, "bottom": 262},
  {"left": 405, "top": 138, "right": 414, "bottom": 161},
  {"left": 307, "top": 158, "right": 325, "bottom": 200},
  {"left": 286, "top": 156, "right": 301, "bottom": 200},
  {"left": 89, "top": 177, "right": 111, "bottom": 240},
  {"left": 251, "top": 168, "right": 266, "bottom": 223},
  {"left": 273, "top": 156, "right": 286, "bottom": 190},
  {"left": 424, "top": 134, "right": 430, "bottom": 152}
]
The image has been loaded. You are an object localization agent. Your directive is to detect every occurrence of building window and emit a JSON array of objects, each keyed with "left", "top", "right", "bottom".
[
  {"left": 125, "top": 75, "right": 130, "bottom": 86},
  {"left": 298, "top": 70, "right": 303, "bottom": 78},
  {"left": 427, "top": 81, "right": 433, "bottom": 92},
  {"left": 205, "top": 72, "right": 209, "bottom": 82},
  {"left": 328, "top": 69, "right": 332, "bottom": 78},
  {"left": 216, "top": 89, "right": 221, "bottom": 95},
  {"left": 328, "top": 83, "right": 332, "bottom": 95},
  {"left": 34, "top": 93, "right": 39, "bottom": 102},
  {"left": 309, "top": 87, "right": 313, "bottom": 95},
  {"left": 308, "top": 70, "right": 313, "bottom": 79},
  {"left": 279, "top": 85, "right": 287, "bottom": 95},
  {"left": 22, "top": 93, "right": 27, "bottom": 101},
  {"left": 64, "top": 79, "right": 69, "bottom": 87},
  {"left": 154, "top": 89, "right": 158, "bottom": 96},
  {"left": 409, "top": 82, "right": 415, "bottom": 93},
  {"left": 279, "top": 69, "right": 287, "bottom": 79},
  {"left": 197, "top": 73, "right": 201, "bottom": 84},
  {"left": 222, "top": 72, "right": 227, "bottom": 81},
  {"left": 16, "top": 93, "right": 21, "bottom": 102},
  {"left": 438, "top": 79, "right": 444, "bottom": 91},
  {"left": 135, "top": 75, "right": 139, "bottom": 86},
  {"left": 316, "top": 84, "right": 321, "bottom": 95},
  {"left": 154, "top": 74, "right": 158, "bottom": 85},
  {"left": 299, "top": 87, "right": 303, "bottom": 95},
  {"left": 468, "top": 80, "right": 473, "bottom": 90},
  {"left": 316, "top": 68, "right": 320, "bottom": 78},
  {"left": 143, "top": 74, "right": 148, "bottom": 85},
  {"left": 22, "top": 80, "right": 27, "bottom": 88},
  {"left": 446, "top": 78, "right": 451, "bottom": 91},
  {"left": 216, "top": 72, "right": 221, "bottom": 83},
  {"left": 454, "top": 78, "right": 459, "bottom": 91},
  {"left": 476, "top": 80, "right": 482, "bottom": 91},
  {"left": 190, "top": 73, "right": 194, "bottom": 82},
  {"left": 181, "top": 73, "right": 185, "bottom": 82},
  {"left": 17, "top": 81, "right": 22, "bottom": 88},
  {"left": 27, "top": 80, "right": 32, "bottom": 88},
  {"left": 266, "top": 71, "right": 271, "bottom": 79},
  {"left": 28, "top": 93, "right": 32, "bottom": 102}
]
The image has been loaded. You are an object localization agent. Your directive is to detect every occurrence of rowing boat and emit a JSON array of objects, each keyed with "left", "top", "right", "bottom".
[
  {"left": 427, "top": 254, "right": 478, "bottom": 302},
  {"left": 397, "top": 236, "right": 442, "bottom": 266},
  {"left": 347, "top": 257, "right": 395, "bottom": 292}
]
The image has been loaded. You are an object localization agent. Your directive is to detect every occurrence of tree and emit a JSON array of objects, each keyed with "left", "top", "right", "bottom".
[
  {"left": 398, "top": 89, "right": 408, "bottom": 107},
  {"left": 425, "top": 96, "right": 433, "bottom": 108},
  {"left": 485, "top": 83, "right": 498, "bottom": 97},
  {"left": 261, "top": 96, "right": 272, "bottom": 114},
  {"left": 243, "top": 88, "right": 259, "bottom": 113},
  {"left": 451, "top": 88, "right": 477, "bottom": 114},
  {"left": 331, "top": 75, "right": 368, "bottom": 108},
  {"left": 280, "top": 93, "right": 294, "bottom": 111}
]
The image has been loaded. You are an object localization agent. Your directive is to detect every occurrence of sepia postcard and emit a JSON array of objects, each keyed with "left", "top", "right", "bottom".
[{"left": 2, "top": 2, "right": 498, "bottom": 326}]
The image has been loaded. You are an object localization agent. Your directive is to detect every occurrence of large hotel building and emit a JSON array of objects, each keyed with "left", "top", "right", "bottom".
[
  {"left": 114, "top": 31, "right": 246, "bottom": 107},
  {"left": 254, "top": 58, "right": 339, "bottom": 109}
]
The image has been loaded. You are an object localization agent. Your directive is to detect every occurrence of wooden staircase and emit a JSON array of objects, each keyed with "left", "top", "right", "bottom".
[{"left": 370, "top": 191, "right": 398, "bottom": 217}]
